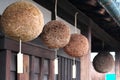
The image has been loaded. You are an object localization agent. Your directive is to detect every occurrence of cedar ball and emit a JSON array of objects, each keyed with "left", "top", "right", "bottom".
[
  {"left": 1, "top": 1, "right": 44, "bottom": 42},
  {"left": 93, "top": 52, "right": 114, "bottom": 73},
  {"left": 63, "top": 33, "right": 89, "bottom": 57},
  {"left": 40, "top": 20, "right": 70, "bottom": 49}
]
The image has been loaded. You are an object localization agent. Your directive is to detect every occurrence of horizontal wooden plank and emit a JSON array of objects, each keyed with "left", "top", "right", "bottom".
[{"left": 0, "top": 37, "right": 55, "bottom": 59}]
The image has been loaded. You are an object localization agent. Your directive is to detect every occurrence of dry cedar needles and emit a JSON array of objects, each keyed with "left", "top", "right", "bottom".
[
  {"left": 64, "top": 33, "right": 89, "bottom": 57},
  {"left": 1, "top": 1, "right": 44, "bottom": 42},
  {"left": 40, "top": 20, "right": 70, "bottom": 49},
  {"left": 93, "top": 52, "right": 114, "bottom": 73}
]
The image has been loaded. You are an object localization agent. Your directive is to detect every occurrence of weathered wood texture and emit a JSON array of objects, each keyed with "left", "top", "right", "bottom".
[
  {"left": 57, "top": 56, "right": 80, "bottom": 80},
  {"left": 0, "top": 37, "right": 55, "bottom": 59},
  {"left": 0, "top": 37, "right": 55, "bottom": 80},
  {"left": 0, "top": 50, "right": 11, "bottom": 80},
  {"left": 80, "top": 22, "right": 91, "bottom": 80}
]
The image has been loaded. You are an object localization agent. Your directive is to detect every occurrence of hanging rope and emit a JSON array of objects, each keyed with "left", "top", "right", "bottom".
[
  {"left": 74, "top": 12, "right": 79, "bottom": 33},
  {"left": 19, "top": 39, "right": 22, "bottom": 53},
  {"left": 55, "top": 0, "right": 58, "bottom": 19}
]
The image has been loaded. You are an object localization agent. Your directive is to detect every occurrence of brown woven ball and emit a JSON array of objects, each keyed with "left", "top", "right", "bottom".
[
  {"left": 40, "top": 20, "right": 70, "bottom": 49},
  {"left": 93, "top": 52, "right": 114, "bottom": 73},
  {"left": 1, "top": 1, "right": 44, "bottom": 42},
  {"left": 63, "top": 33, "right": 89, "bottom": 57}
]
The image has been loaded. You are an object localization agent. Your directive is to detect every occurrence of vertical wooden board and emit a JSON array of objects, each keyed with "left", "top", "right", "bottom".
[
  {"left": 48, "top": 59, "right": 54, "bottom": 80},
  {"left": 44, "top": 59, "right": 49, "bottom": 75},
  {"left": 64, "top": 58, "right": 68, "bottom": 80},
  {"left": 67, "top": 59, "right": 71, "bottom": 80},
  {"left": 80, "top": 53, "right": 91, "bottom": 80},
  {"left": 30, "top": 56, "right": 35, "bottom": 80},
  {"left": 10, "top": 53, "right": 17, "bottom": 71},
  {"left": 6, "top": 50, "right": 11, "bottom": 80},
  {"left": 80, "top": 25, "right": 91, "bottom": 80},
  {"left": 23, "top": 54, "right": 30, "bottom": 80},
  {"left": 76, "top": 61, "right": 80, "bottom": 80},
  {"left": 70, "top": 59, "right": 72, "bottom": 80},
  {"left": 0, "top": 50, "right": 11, "bottom": 80},
  {"left": 115, "top": 52, "right": 120, "bottom": 80},
  {"left": 44, "top": 75, "right": 48, "bottom": 80},
  {"left": 10, "top": 72, "right": 16, "bottom": 80},
  {"left": 39, "top": 58, "right": 45, "bottom": 80},
  {"left": 34, "top": 57, "right": 40, "bottom": 74},
  {"left": 61, "top": 57, "right": 65, "bottom": 80},
  {"left": 17, "top": 54, "right": 29, "bottom": 80},
  {"left": 58, "top": 56, "right": 61, "bottom": 80},
  {"left": 34, "top": 74, "right": 39, "bottom": 80}
]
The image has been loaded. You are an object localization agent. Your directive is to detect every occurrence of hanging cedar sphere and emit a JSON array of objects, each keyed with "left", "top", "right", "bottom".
[
  {"left": 1, "top": 1, "right": 44, "bottom": 42},
  {"left": 63, "top": 33, "right": 89, "bottom": 57},
  {"left": 40, "top": 20, "right": 70, "bottom": 48},
  {"left": 93, "top": 52, "right": 114, "bottom": 73}
]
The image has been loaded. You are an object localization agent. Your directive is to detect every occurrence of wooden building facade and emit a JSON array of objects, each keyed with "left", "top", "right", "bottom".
[{"left": 1, "top": 0, "right": 120, "bottom": 80}]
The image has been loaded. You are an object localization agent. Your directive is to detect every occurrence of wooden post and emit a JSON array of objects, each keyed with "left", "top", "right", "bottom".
[
  {"left": 39, "top": 58, "right": 45, "bottom": 80},
  {"left": 80, "top": 22, "right": 91, "bottom": 80},
  {"left": 48, "top": 59, "right": 55, "bottom": 80},
  {"left": 0, "top": 50, "right": 11, "bottom": 80},
  {"left": 115, "top": 52, "right": 120, "bottom": 80}
]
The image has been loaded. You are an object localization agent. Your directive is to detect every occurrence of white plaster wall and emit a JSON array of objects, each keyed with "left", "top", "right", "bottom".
[
  {"left": 0, "top": 0, "right": 18, "bottom": 14},
  {"left": 57, "top": 17, "right": 81, "bottom": 34},
  {"left": 0, "top": 0, "right": 51, "bottom": 24}
]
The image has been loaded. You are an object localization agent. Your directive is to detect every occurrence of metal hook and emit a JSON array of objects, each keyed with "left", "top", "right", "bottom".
[
  {"left": 55, "top": 0, "right": 58, "bottom": 19},
  {"left": 74, "top": 12, "right": 79, "bottom": 33}
]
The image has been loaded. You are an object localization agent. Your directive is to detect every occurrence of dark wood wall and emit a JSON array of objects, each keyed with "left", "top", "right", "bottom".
[
  {"left": 0, "top": 37, "right": 81, "bottom": 80},
  {"left": 0, "top": 37, "right": 55, "bottom": 80},
  {"left": 57, "top": 56, "right": 80, "bottom": 80}
]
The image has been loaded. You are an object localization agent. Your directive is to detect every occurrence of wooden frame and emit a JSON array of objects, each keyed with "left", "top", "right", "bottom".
[{"left": 0, "top": 37, "right": 55, "bottom": 80}]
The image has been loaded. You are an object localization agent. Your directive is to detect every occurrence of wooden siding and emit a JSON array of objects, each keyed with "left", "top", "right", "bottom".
[
  {"left": 0, "top": 37, "right": 55, "bottom": 80},
  {"left": 57, "top": 56, "right": 80, "bottom": 80},
  {"left": 0, "top": 37, "right": 81, "bottom": 80}
]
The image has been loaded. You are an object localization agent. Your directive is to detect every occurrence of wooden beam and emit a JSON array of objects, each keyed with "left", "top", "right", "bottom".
[
  {"left": 34, "top": 0, "right": 120, "bottom": 51},
  {"left": 0, "top": 37, "right": 55, "bottom": 59},
  {"left": 57, "top": 0, "right": 120, "bottom": 50},
  {"left": 90, "top": 20, "right": 120, "bottom": 50}
]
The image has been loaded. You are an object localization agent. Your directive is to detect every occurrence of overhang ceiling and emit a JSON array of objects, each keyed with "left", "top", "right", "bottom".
[{"left": 34, "top": 0, "right": 120, "bottom": 52}]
